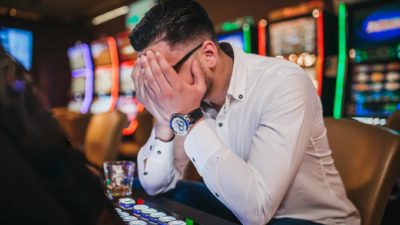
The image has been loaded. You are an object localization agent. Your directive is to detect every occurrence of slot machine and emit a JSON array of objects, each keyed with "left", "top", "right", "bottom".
[
  {"left": 67, "top": 43, "right": 93, "bottom": 113},
  {"left": 90, "top": 37, "right": 119, "bottom": 114},
  {"left": 259, "top": 1, "right": 338, "bottom": 115},
  {"left": 216, "top": 16, "right": 257, "bottom": 53},
  {"left": 115, "top": 31, "right": 144, "bottom": 136},
  {"left": 333, "top": 0, "right": 400, "bottom": 125}
]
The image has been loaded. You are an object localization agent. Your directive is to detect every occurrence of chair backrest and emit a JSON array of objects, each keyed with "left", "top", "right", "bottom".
[
  {"left": 134, "top": 109, "right": 154, "bottom": 147},
  {"left": 119, "top": 109, "right": 154, "bottom": 158},
  {"left": 51, "top": 107, "right": 71, "bottom": 129},
  {"left": 51, "top": 107, "right": 91, "bottom": 151},
  {"left": 183, "top": 161, "right": 202, "bottom": 182},
  {"left": 387, "top": 110, "right": 400, "bottom": 131},
  {"left": 84, "top": 110, "right": 127, "bottom": 168},
  {"left": 324, "top": 118, "right": 400, "bottom": 225}
]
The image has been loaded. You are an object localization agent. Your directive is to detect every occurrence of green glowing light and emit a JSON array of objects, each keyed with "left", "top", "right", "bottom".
[
  {"left": 333, "top": 3, "right": 347, "bottom": 119},
  {"left": 185, "top": 218, "right": 194, "bottom": 225},
  {"left": 243, "top": 24, "right": 252, "bottom": 53},
  {"left": 222, "top": 22, "right": 241, "bottom": 32},
  {"left": 398, "top": 44, "right": 400, "bottom": 59}
]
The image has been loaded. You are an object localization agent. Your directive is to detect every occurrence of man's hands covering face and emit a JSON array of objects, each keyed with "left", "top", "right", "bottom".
[
  {"left": 131, "top": 49, "right": 206, "bottom": 140},
  {"left": 131, "top": 60, "right": 170, "bottom": 126},
  {"left": 137, "top": 50, "right": 206, "bottom": 119}
]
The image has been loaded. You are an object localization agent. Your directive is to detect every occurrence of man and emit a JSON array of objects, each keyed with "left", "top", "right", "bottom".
[{"left": 130, "top": 0, "right": 360, "bottom": 224}]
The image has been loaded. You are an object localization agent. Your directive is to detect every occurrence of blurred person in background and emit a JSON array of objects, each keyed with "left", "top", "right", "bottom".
[{"left": 0, "top": 44, "right": 121, "bottom": 225}]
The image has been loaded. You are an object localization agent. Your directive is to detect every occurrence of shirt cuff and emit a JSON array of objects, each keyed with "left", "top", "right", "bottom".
[
  {"left": 149, "top": 138, "right": 175, "bottom": 162},
  {"left": 184, "top": 120, "right": 225, "bottom": 175}
]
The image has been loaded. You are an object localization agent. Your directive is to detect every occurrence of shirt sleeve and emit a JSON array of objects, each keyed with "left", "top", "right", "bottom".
[
  {"left": 184, "top": 74, "right": 319, "bottom": 225},
  {"left": 137, "top": 128, "right": 188, "bottom": 195}
]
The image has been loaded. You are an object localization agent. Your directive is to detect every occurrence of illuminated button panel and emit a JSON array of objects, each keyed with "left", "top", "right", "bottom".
[{"left": 347, "top": 61, "right": 400, "bottom": 119}]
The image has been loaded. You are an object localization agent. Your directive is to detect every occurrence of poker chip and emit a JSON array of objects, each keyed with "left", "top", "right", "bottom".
[
  {"left": 119, "top": 198, "right": 136, "bottom": 210},
  {"left": 118, "top": 211, "right": 130, "bottom": 217},
  {"left": 149, "top": 212, "right": 167, "bottom": 218},
  {"left": 122, "top": 216, "right": 138, "bottom": 222},
  {"left": 129, "top": 221, "right": 147, "bottom": 225},
  {"left": 141, "top": 208, "right": 157, "bottom": 214},
  {"left": 158, "top": 216, "right": 176, "bottom": 223},
  {"left": 133, "top": 204, "right": 149, "bottom": 210},
  {"left": 168, "top": 220, "right": 186, "bottom": 225}
]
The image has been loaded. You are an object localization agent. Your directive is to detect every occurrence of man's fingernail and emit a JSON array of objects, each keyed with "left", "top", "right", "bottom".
[{"left": 155, "top": 51, "right": 161, "bottom": 56}]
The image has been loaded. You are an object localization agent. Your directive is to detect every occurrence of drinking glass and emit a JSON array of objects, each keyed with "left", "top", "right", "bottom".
[{"left": 103, "top": 161, "right": 135, "bottom": 198}]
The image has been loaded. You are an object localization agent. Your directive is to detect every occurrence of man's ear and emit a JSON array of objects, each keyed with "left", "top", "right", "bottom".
[{"left": 200, "top": 40, "right": 218, "bottom": 69}]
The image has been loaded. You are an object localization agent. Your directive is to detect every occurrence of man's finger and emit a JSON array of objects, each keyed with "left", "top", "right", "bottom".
[
  {"left": 146, "top": 50, "right": 172, "bottom": 93},
  {"left": 143, "top": 78, "right": 157, "bottom": 100},
  {"left": 155, "top": 51, "right": 180, "bottom": 88},
  {"left": 191, "top": 59, "right": 207, "bottom": 93},
  {"left": 141, "top": 55, "right": 161, "bottom": 95},
  {"left": 131, "top": 62, "right": 142, "bottom": 91}
]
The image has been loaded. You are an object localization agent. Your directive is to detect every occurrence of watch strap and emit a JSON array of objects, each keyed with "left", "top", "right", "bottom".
[{"left": 187, "top": 108, "right": 203, "bottom": 125}]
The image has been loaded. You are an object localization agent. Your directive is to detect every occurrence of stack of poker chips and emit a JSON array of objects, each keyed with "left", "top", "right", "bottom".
[{"left": 115, "top": 197, "right": 187, "bottom": 225}]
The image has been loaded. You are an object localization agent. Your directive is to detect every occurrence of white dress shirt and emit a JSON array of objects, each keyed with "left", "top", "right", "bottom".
[{"left": 137, "top": 44, "right": 360, "bottom": 225}]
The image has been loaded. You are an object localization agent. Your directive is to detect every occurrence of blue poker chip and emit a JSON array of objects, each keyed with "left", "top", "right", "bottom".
[
  {"left": 119, "top": 198, "right": 136, "bottom": 210},
  {"left": 132, "top": 204, "right": 149, "bottom": 214},
  {"left": 140, "top": 208, "right": 158, "bottom": 220}
]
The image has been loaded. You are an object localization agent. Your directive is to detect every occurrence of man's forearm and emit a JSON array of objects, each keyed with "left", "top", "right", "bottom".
[{"left": 154, "top": 121, "right": 175, "bottom": 142}]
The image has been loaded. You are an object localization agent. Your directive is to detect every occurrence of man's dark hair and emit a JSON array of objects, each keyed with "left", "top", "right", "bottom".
[{"left": 130, "top": 0, "right": 217, "bottom": 51}]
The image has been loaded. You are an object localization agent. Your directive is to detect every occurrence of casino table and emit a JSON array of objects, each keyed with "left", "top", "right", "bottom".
[{"left": 111, "top": 188, "right": 239, "bottom": 225}]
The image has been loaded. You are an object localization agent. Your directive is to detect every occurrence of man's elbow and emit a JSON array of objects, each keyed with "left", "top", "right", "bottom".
[{"left": 139, "top": 174, "right": 174, "bottom": 196}]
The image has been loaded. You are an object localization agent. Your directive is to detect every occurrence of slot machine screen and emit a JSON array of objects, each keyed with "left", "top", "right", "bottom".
[
  {"left": 94, "top": 67, "right": 113, "bottom": 95},
  {"left": 269, "top": 17, "right": 316, "bottom": 56},
  {"left": 120, "top": 63, "right": 135, "bottom": 94},
  {"left": 0, "top": 27, "right": 33, "bottom": 71},
  {"left": 117, "top": 96, "right": 138, "bottom": 121},
  {"left": 71, "top": 74, "right": 86, "bottom": 96},
  {"left": 68, "top": 45, "right": 85, "bottom": 71},
  {"left": 350, "top": 63, "right": 400, "bottom": 117},
  {"left": 116, "top": 32, "right": 136, "bottom": 62},
  {"left": 350, "top": 2, "right": 400, "bottom": 50},
  {"left": 91, "top": 40, "right": 112, "bottom": 66},
  {"left": 218, "top": 31, "right": 244, "bottom": 50}
]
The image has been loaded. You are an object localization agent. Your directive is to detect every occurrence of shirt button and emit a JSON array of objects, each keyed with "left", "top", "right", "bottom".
[
  {"left": 238, "top": 94, "right": 243, "bottom": 99},
  {"left": 144, "top": 172, "right": 148, "bottom": 175},
  {"left": 218, "top": 122, "right": 223, "bottom": 127},
  {"left": 192, "top": 157, "right": 196, "bottom": 162},
  {"left": 150, "top": 145, "right": 153, "bottom": 150},
  {"left": 157, "top": 150, "right": 161, "bottom": 155},
  {"left": 215, "top": 193, "right": 219, "bottom": 197}
]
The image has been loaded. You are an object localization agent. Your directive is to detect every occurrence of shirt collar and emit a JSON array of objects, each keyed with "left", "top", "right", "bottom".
[{"left": 223, "top": 43, "right": 247, "bottom": 102}]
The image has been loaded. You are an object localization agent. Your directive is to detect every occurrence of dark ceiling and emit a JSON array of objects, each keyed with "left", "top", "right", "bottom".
[
  {"left": 0, "top": 0, "right": 135, "bottom": 22},
  {"left": 0, "top": 0, "right": 369, "bottom": 24}
]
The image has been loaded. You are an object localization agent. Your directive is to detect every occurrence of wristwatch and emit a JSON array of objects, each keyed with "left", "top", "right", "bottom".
[{"left": 169, "top": 108, "right": 203, "bottom": 135}]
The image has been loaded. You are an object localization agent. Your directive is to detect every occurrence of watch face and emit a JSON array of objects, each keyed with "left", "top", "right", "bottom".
[{"left": 170, "top": 115, "right": 189, "bottom": 135}]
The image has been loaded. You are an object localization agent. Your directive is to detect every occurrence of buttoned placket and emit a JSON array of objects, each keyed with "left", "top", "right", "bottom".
[{"left": 215, "top": 95, "right": 234, "bottom": 144}]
